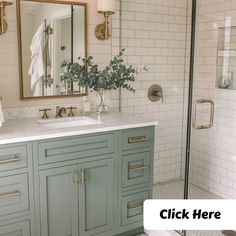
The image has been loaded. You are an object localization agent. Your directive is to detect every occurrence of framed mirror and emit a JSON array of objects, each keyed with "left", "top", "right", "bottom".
[{"left": 16, "top": 0, "right": 87, "bottom": 99}]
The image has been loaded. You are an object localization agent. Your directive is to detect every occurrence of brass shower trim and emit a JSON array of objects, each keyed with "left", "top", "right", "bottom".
[{"left": 147, "top": 84, "right": 163, "bottom": 102}]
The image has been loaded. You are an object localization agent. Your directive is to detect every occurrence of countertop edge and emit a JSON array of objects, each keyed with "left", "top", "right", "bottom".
[{"left": 0, "top": 121, "right": 159, "bottom": 145}]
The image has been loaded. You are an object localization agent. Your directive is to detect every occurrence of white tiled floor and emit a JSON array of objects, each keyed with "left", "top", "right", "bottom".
[{"left": 153, "top": 180, "right": 219, "bottom": 200}]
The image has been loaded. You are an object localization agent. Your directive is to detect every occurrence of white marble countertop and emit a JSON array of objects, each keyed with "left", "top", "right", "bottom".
[{"left": 0, "top": 112, "right": 159, "bottom": 145}]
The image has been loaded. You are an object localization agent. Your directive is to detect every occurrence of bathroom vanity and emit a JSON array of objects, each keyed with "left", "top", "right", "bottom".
[{"left": 0, "top": 113, "right": 157, "bottom": 236}]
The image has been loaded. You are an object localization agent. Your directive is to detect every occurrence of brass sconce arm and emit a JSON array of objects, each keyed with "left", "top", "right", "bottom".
[
  {"left": 0, "top": 0, "right": 13, "bottom": 35},
  {"left": 95, "top": 11, "right": 115, "bottom": 41},
  {"left": 95, "top": 0, "right": 115, "bottom": 41}
]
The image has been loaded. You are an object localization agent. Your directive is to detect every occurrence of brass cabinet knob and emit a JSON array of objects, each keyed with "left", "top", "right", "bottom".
[
  {"left": 66, "top": 107, "right": 77, "bottom": 117},
  {"left": 39, "top": 108, "right": 51, "bottom": 119}
]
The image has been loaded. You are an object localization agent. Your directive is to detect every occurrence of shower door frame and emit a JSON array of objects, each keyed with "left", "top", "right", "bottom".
[
  {"left": 182, "top": 0, "right": 197, "bottom": 235},
  {"left": 182, "top": 0, "right": 221, "bottom": 235}
]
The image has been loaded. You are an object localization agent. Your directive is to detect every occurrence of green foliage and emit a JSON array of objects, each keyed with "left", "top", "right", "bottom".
[{"left": 61, "top": 49, "right": 138, "bottom": 92}]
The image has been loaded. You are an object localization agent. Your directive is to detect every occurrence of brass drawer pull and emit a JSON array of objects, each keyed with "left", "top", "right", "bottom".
[
  {"left": 73, "top": 170, "right": 78, "bottom": 184},
  {"left": 128, "top": 203, "right": 143, "bottom": 212},
  {"left": 0, "top": 156, "right": 20, "bottom": 164},
  {"left": 129, "top": 165, "right": 148, "bottom": 172},
  {"left": 128, "top": 136, "right": 148, "bottom": 144},
  {"left": 0, "top": 191, "right": 21, "bottom": 199},
  {"left": 79, "top": 169, "right": 85, "bottom": 184}
]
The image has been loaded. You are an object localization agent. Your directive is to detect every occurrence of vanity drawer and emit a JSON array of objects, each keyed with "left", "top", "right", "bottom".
[
  {"left": 0, "top": 221, "right": 30, "bottom": 236},
  {"left": 121, "top": 190, "right": 150, "bottom": 226},
  {"left": 121, "top": 151, "right": 151, "bottom": 188},
  {"left": 122, "top": 127, "right": 154, "bottom": 151},
  {"left": 0, "top": 145, "right": 27, "bottom": 172},
  {"left": 38, "top": 133, "right": 114, "bottom": 165},
  {"left": 0, "top": 174, "right": 29, "bottom": 217}
]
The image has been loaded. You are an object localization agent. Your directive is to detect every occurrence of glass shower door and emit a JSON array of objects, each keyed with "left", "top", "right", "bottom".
[{"left": 185, "top": 0, "right": 236, "bottom": 235}]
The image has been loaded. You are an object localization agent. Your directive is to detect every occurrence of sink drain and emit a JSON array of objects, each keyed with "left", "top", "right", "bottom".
[{"left": 222, "top": 231, "right": 236, "bottom": 236}]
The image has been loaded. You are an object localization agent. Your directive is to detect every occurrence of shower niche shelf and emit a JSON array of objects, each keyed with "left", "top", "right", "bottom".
[
  {"left": 218, "top": 49, "right": 236, "bottom": 57},
  {"left": 216, "top": 26, "right": 236, "bottom": 90}
]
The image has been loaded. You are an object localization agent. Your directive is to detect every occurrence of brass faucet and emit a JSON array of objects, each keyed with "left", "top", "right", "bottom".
[{"left": 55, "top": 106, "right": 67, "bottom": 118}]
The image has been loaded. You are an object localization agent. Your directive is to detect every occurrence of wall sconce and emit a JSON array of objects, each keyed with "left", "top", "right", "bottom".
[
  {"left": 0, "top": 0, "right": 12, "bottom": 35},
  {"left": 95, "top": 0, "right": 115, "bottom": 40}
]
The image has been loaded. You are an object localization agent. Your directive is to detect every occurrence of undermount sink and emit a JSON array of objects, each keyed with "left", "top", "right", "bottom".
[{"left": 37, "top": 116, "right": 103, "bottom": 129}]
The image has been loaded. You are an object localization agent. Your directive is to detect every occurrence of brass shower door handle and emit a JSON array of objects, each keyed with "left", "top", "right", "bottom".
[{"left": 192, "top": 99, "right": 215, "bottom": 129}]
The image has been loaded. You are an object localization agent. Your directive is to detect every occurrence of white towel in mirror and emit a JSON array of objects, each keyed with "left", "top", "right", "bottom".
[{"left": 28, "top": 22, "right": 46, "bottom": 97}]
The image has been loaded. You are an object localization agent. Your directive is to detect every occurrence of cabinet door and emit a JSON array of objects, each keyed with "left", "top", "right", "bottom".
[
  {"left": 0, "top": 221, "right": 30, "bottom": 236},
  {"left": 39, "top": 166, "right": 78, "bottom": 236},
  {"left": 78, "top": 159, "right": 113, "bottom": 236}
]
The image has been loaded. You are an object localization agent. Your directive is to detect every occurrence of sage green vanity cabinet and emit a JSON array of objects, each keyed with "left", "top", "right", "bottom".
[
  {"left": 78, "top": 159, "right": 113, "bottom": 236},
  {"left": 0, "top": 125, "right": 155, "bottom": 236},
  {"left": 39, "top": 165, "right": 78, "bottom": 236},
  {"left": 38, "top": 159, "right": 113, "bottom": 236},
  {"left": 0, "top": 142, "right": 34, "bottom": 236},
  {"left": 116, "top": 127, "right": 154, "bottom": 235}
]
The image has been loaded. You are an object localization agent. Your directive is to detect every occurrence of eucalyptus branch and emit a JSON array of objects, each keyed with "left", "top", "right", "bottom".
[{"left": 61, "top": 49, "right": 146, "bottom": 93}]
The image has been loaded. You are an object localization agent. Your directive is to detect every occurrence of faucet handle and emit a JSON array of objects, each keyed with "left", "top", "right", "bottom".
[
  {"left": 66, "top": 107, "right": 77, "bottom": 117},
  {"left": 39, "top": 108, "right": 51, "bottom": 119}
]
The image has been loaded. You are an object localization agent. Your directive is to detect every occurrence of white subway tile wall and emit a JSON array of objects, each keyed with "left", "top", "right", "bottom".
[
  {"left": 189, "top": 0, "right": 236, "bottom": 198},
  {"left": 120, "top": 0, "right": 189, "bottom": 184}
]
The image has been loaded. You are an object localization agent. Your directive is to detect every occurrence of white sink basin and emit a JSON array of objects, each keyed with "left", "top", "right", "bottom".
[{"left": 37, "top": 116, "right": 103, "bottom": 129}]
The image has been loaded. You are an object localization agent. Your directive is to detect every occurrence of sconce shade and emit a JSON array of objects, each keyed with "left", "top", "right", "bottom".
[{"left": 97, "top": 0, "right": 115, "bottom": 14}]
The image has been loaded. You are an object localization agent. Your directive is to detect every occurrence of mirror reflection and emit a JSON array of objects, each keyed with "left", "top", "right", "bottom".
[{"left": 17, "top": 0, "right": 87, "bottom": 99}]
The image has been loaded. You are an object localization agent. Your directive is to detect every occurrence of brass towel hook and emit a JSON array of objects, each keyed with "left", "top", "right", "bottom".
[{"left": 0, "top": 96, "right": 3, "bottom": 101}]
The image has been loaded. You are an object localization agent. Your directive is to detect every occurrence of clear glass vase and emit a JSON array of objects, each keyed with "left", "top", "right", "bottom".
[{"left": 97, "top": 90, "right": 109, "bottom": 113}]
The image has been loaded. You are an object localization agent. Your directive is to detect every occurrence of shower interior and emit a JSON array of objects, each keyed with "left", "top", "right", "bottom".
[{"left": 120, "top": 0, "right": 236, "bottom": 235}]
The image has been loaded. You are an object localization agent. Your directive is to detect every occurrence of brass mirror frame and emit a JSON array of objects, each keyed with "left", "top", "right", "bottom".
[{"left": 16, "top": 0, "right": 88, "bottom": 100}]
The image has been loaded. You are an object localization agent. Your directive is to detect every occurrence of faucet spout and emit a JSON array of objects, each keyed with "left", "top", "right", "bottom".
[{"left": 55, "top": 106, "right": 67, "bottom": 118}]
